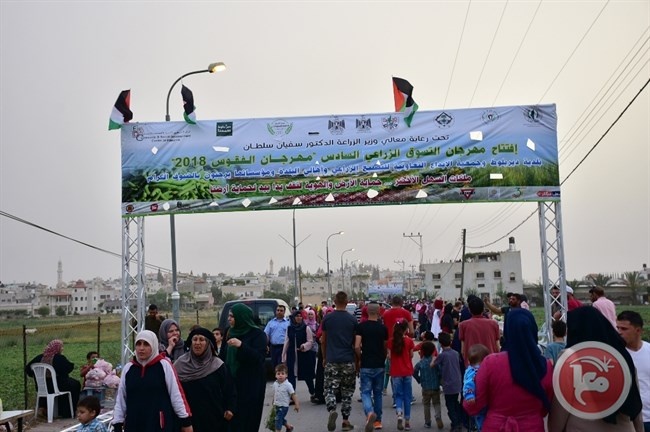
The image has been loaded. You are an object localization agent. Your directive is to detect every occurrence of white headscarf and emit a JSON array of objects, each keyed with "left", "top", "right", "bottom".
[{"left": 135, "top": 330, "right": 160, "bottom": 365}]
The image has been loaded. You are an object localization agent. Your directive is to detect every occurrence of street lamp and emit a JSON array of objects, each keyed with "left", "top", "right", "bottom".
[
  {"left": 326, "top": 231, "right": 344, "bottom": 303},
  {"left": 340, "top": 248, "right": 354, "bottom": 292},
  {"left": 165, "top": 62, "right": 226, "bottom": 323}
]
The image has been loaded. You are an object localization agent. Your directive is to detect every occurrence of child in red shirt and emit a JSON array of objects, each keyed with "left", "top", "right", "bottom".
[{"left": 388, "top": 320, "right": 415, "bottom": 431}]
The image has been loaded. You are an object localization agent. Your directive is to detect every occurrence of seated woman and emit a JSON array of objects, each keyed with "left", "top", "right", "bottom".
[{"left": 25, "top": 339, "right": 81, "bottom": 418}]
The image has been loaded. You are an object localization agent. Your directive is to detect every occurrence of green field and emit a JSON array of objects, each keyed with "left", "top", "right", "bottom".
[
  {"left": 0, "top": 311, "right": 220, "bottom": 411},
  {"left": 1, "top": 306, "right": 648, "bottom": 411}
]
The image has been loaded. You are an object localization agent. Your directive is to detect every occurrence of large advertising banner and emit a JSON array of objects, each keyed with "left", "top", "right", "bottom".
[{"left": 121, "top": 104, "right": 559, "bottom": 216}]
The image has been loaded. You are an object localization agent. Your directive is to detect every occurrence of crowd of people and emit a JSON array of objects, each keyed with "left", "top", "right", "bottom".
[{"left": 23, "top": 287, "right": 649, "bottom": 432}]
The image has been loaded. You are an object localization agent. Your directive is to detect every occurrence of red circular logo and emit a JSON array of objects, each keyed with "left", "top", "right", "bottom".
[{"left": 553, "top": 341, "right": 631, "bottom": 419}]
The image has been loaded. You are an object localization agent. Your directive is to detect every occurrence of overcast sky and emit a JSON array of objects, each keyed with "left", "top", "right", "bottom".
[{"left": 1, "top": 1, "right": 648, "bottom": 288}]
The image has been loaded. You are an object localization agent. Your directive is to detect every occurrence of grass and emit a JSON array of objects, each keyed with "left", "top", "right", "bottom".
[{"left": 1, "top": 306, "right": 648, "bottom": 411}]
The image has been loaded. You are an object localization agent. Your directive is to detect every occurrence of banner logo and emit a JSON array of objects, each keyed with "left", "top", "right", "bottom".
[
  {"left": 553, "top": 341, "right": 632, "bottom": 420},
  {"left": 132, "top": 125, "right": 145, "bottom": 141},
  {"left": 267, "top": 119, "right": 293, "bottom": 138},
  {"left": 434, "top": 112, "right": 455, "bottom": 128},
  {"left": 328, "top": 117, "right": 346, "bottom": 135},
  {"left": 524, "top": 107, "right": 541, "bottom": 123},
  {"left": 482, "top": 109, "right": 500, "bottom": 124},
  {"left": 460, "top": 188, "right": 475, "bottom": 199},
  {"left": 216, "top": 122, "right": 233, "bottom": 136},
  {"left": 356, "top": 116, "right": 372, "bottom": 132},
  {"left": 381, "top": 115, "right": 399, "bottom": 131}
]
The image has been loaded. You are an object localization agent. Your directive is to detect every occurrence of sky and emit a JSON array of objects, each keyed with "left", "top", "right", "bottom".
[{"left": 1, "top": 1, "right": 648, "bottom": 289}]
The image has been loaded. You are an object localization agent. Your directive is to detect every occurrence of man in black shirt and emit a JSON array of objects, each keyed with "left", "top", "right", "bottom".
[{"left": 355, "top": 302, "right": 388, "bottom": 432}]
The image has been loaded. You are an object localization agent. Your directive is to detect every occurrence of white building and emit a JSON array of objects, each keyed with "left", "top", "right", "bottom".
[{"left": 422, "top": 237, "right": 523, "bottom": 301}]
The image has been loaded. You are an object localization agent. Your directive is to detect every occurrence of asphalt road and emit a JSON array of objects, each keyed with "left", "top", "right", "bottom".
[{"left": 257, "top": 376, "right": 456, "bottom": 432}]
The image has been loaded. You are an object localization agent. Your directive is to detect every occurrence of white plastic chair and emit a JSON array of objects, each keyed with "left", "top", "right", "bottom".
[{"left": 29, "top": 362, "right": 74, "bottom": 423}]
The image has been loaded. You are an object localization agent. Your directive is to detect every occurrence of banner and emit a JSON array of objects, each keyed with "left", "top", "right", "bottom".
[{"left": 121, "top": 104, "right": 559, "bottom": 216}]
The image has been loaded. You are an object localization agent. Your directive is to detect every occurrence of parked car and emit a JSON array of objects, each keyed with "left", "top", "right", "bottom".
[{"left": 217, "top": 298, "right": 290, "bottom": 379}]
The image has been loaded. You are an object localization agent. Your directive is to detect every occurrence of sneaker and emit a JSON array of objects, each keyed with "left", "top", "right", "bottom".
[
  {"left": 435, "top": 418, "right": 444, "bottom": 429},
  {"left": 342, "top": 421, "right": 355, "bottom": 431},
  {"left": 373, "top": 420, "right": 383, "bottom": 430},
  {"left": 382, "top": 389, "right": 388, "bottom": 396},
  {"left": 397, "top": 416, "right": 404, "bottom": 431},
  {"left": 327, "top": 411, "right": 338, "bottom": 432},
  {"left": 404, "top": 421, "right": 411, "bottom": 431},
  {"left": 392, "top": 403, "right": 396, "bottom": 408},
  {"left": 365, "top": 413, "right": 377, "bottom": 432},
  {"left": 424, "top": 422, "right": 431, "bottom": 429}
]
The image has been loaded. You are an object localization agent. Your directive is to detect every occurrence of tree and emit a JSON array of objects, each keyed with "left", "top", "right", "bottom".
[
  {"left": 588, "top": 273, "right": 611, "bottom": 287},
  {"left": 211, "top": 285, "right": 223, "bottom": 304},
  {"left": 157, "top": 269, "right": 164, "bottom": 284},
  {"left": 36, "top": 306, "right": 50, "bottom": 317},
  {"left": 270, "top": 280, "right": 284, "bottom": 292},
  {"left": 623, "top": 271, "right": 643, "bottom": 305},
  {"left": 262, "top": 289, "right": 292, "bottom": 305},
  {"left": 55, "top": 306, "right": 67, "bottom": 317},
  {"left": 222, "top": 293, "right": 239, "bottom": 303}
]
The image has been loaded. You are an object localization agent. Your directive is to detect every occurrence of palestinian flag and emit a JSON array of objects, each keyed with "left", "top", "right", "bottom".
[
  {"left": 392, "top": 77, "right": 419, "bottom": 127},
  {"left": 108, "top": 90, "right": 133, "bottom": 130},
  {"left": 182, "top": 85, "right": 196, "bottom": 125}
]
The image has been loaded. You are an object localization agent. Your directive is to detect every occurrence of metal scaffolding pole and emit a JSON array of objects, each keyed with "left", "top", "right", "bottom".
[
  {"left": 121, "top": 216, "right": 146, "bottom": 366},
  {"left": 538, "top": 201, "right": 568, "bottom": 341}
]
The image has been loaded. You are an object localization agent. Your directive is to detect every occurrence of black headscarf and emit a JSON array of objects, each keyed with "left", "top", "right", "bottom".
[
  {"left": 567, "top": 306, "right": 642, "bottom": 424},
  {"left": 174, "top": 327, "right": 223, "bottom": 382},
  {"left": 503, "top": 308, "right": 550, "bottom": 409}
]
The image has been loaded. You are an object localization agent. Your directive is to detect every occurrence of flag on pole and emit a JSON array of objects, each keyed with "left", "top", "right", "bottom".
[
  {"left": 392, "top": 77, "right": 419, "bottom": 127},
  {"left": 181, "top": 85, "right": 196, "bottom": 125},
  {"left": 108, "top": 90, "right": 133, "bottom": 130}
]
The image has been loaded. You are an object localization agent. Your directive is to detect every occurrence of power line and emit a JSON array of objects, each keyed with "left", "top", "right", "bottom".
[
  {"left": 443, "top": 0, "right": 473, "bottom": 109},
  {"left": 0, "top": 210, "right": 171, "bottom": 274}
]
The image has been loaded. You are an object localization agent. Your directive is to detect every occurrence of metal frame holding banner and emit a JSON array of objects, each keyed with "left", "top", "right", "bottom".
[{"left": 119, "top": 103, "right": 567, "bottom": 364}]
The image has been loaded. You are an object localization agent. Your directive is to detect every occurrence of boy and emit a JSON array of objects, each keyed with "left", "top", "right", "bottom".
[
  {"left": 413, "top": 341, "right": 443, "bottom": 429},
  {"left": 543, "top": 319, "right": 566, "bottom": 365},
  {"left": 80, "top": 351, "right": 99, "bottom": 387},
  {"left": 463, "top": 344, "right": 490, "bottom": 431},
  {"left": 432, "top": 332, "right": 462, "bottom": 432},
  {"left": 76, "top": 395, "right": 108, "bottom": 432},
  {"left": 273, "top": 364, "right": 299, "bottom": 432}
]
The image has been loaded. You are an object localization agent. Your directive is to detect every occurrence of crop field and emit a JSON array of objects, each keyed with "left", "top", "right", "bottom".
[
  {"left": 1, "top": 306, "right": 648, "bottom": 411},
  {"left": 0, "top": 311, "right": 219, "bottom": 411}
]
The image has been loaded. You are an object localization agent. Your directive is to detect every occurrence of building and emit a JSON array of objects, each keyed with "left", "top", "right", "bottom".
[{"left": 422, "top": 237, "right": 523, "bottom": 301}]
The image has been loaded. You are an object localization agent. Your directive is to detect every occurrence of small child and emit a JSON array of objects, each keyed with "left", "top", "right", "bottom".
[
  {"left": 76, "top": 396, "right": 108, "bottom": 432},
  {"left": 462, "top": 344, "right": 490, "bottom": 432},
  {"left": 432, "top": 332, "right": 462, "bottom": 432},
  {"left": 389, "top": 320, "right": 415, "bottom": 431},
  {"left": 272, "top": 364, "right": 299, "bottom": 432},
  {"left": 544, "top": 320, "right": 566, "bottom": 365},
  {"left": 80, "top": 351, "right": 99, "bottom": 387},
  {"left": 413, "top": 341, "right": 443, "bottom": 429},
  {"left": 414, "top": 331, "right": 435, "bottom": 359}
]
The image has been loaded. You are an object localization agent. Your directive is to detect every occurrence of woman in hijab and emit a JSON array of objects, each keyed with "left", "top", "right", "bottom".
[
  {"left": 26, "top": 339, "right": 81, "bottom": 418},
  {"left": 283, "top": 310, "right": 316, "bottom": 397},
  {"left": 225, "top": 303, "right": 267, "bottom": 432},
  {"left": 463, "top": 308, "right": 553, "bottom": 431},
  {"left": 159, "top": 318, "right": 186, "bottom": 361},
  {"left": 305, "top": 309, "right": 319, "bottom": 333},
  {"left": 112, "top": 330, "right": 193, "bottom": 432},
  {"left": 175, "top": 327, "right": 236, "bottom": 432},
  {"left": 548, "top": 306, "right": 643, "bottom": 431},
  {"left": 440, "top": 303, "right": 455, "bottom": 335}
]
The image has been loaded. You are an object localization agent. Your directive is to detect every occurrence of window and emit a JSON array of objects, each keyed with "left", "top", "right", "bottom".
[
  {"left": 432, "top": 273, "right": 441, "bottom": 280},
  {"left": 454, "top": 273, "right": 462, "bottom": 280},
  {"left": 509, "top": 272, "right": 516, "bottom": 282},
  {"left": 476, "top": 272, "right": 485, "bottom": 279},
  {"left": 434, "top": 285, "right": 441, "bottom": 290},
  {"left": 455, "top": 284, "right": 461, "bottom": 289},
  {"left": 478, "top": 283, "right": 485, "bottom": 288},
  {"left": 494, "top": 270, "right": 502, "bottom": 278}
]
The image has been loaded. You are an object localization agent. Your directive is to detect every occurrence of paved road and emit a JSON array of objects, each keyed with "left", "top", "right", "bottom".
[{"left": 257, "top": 376, "right": 456, "bottom": 432}]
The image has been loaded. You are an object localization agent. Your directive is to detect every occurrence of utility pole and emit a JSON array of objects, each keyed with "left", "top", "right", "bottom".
[
  {"left": 409, "top": 264, "right": 417, "bottom": 295},
  {"left": 460, "top": 229, "right": 467, "bottom": 300},
  {"left": 278, "top": 209, "right": 311, "bottom": 306},
  {"left": 394, "top": 260, "right": 405, "bottom": 294},
  {"left": 403, "top": 232, "right": 424, "bottom": 270}
]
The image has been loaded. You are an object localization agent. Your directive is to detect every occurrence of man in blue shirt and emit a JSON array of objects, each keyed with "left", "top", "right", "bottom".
[{"left": 265, "top": 305, "right": 289, "bottom": 368}]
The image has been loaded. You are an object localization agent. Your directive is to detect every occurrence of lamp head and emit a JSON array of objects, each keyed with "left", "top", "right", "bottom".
[{"left": 208, "top": 62, "right": 226, "bottom": 73}]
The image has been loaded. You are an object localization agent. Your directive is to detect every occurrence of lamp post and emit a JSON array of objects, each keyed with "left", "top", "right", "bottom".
[
  {"left": 165, "top": 62, "right": 226, "bottom": 323},
  {"left": 340, "top": 248, "right": 354, "bottom": 292},
  {"left": 326, "top": 231, "right": 344, "bottom": 303}
]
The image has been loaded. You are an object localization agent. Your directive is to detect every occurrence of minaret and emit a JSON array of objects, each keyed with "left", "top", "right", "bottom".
[
  {"left": 57, "top": 259, "right": 63, "bottom": 288},
  {"left": 269, "top": 258, "right": 274, "bottom": 275}
]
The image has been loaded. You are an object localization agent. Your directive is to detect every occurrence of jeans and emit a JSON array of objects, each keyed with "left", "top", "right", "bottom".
[
  {"left": 644, "top": 421, "right": 650, "bottom": 432},
  {"left": 360, "top": 368, "right": 384, "bottom": 421},
  {"left": 392, "top": 376, "right": 413, "bottom": 420},
  {"left": 274, "top": 405, "right": 289, "bottom": 431}
]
